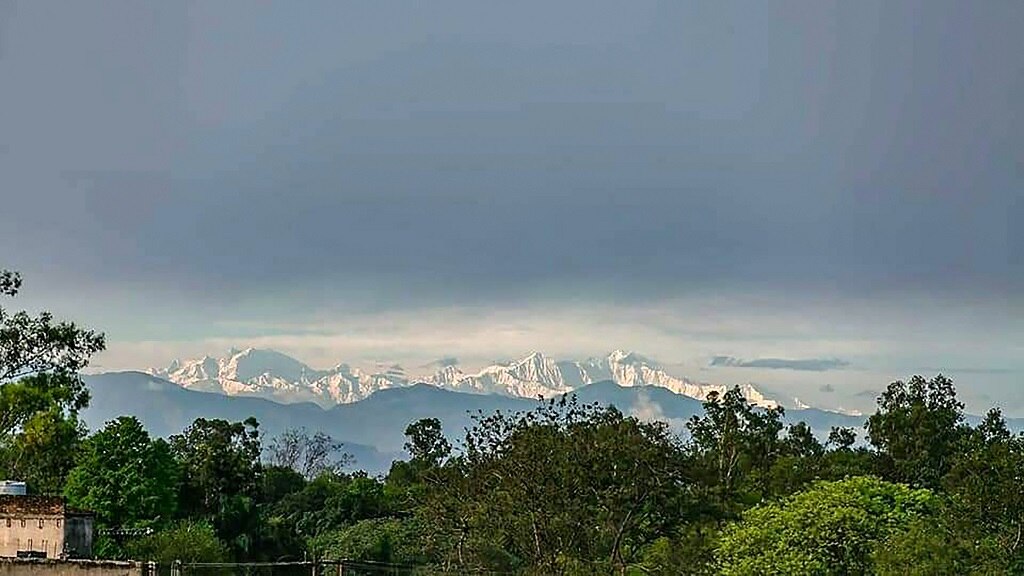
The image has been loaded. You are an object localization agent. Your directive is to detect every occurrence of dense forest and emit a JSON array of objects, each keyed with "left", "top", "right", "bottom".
[{"left": 3, "top": 269, "right": 1024, "bottom": 575}]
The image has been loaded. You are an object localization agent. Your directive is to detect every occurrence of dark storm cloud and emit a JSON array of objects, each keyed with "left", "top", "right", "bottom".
[
  {"left": 1, "top": 0, "right": 1020, "bottom": 307},
  {"left": 709, "top": 357, "right": 850, "bottom": 372}
]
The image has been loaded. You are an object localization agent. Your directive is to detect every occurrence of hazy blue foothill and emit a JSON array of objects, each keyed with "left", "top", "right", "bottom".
[{"left": 83, "top": 371, "right": 1020, "bottom": 475}]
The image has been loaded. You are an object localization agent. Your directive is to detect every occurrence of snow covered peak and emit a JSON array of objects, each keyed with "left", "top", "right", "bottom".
[
  {"left": 608, "top": 349, "right": 632, "bottom": 363},
  {"left": 607, "top": 350, "right": 657, "bottom": 367},
  {"left": 149, "top": 348, "right": 780, "bottom": 409},
  {"left": 223, "top": 347, "right": 312, "bottom": 383}
]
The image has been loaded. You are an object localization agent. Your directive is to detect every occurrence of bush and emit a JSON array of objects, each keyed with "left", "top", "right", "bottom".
[
  {"left": 310, "top": 518, "right": 425, "bottom": 565},
  {"left": 125, "top": 520, "right": 230, "bottom": 564}
]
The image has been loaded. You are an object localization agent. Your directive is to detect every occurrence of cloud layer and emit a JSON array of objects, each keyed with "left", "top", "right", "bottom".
[
  {"left": 0, "top": 1, "right": 1021, "bottom": 414},
  {"left": 709, "top": 357, "right": 851, "bottom": 372},
  {"left": 1, "top": 0, "right": 1020, "bottom": 305}
]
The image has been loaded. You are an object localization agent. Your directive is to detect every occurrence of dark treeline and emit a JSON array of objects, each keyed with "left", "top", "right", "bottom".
[{"left": 3, "top": 270, "right": 1024, "bottom": 574}]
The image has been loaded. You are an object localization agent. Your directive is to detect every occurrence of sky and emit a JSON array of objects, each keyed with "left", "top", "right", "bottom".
[{"left": 1, "top": 0, "right": 1021, "bottom": 414}]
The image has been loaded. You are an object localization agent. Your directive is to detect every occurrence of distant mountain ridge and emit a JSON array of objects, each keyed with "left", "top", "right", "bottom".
[
  {"left": 83, "top": 372, "right": 1024, "bottom": 476},
  {"left": 149, "top": 348, "right": 779, "bottom": 409},
  {"left": 82, "top": 372, "right": 839, "bottom": 475}
]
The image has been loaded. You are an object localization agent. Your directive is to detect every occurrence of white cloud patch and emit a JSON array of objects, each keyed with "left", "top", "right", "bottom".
[{"left": 628, "top": 391, "right": 690, "bottom": 435}]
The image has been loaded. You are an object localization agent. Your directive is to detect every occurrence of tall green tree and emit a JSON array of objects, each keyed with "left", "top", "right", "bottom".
[
  {"left": 2, "top": 402, "right": 85, "bottom": 493},
  {"left": 0, "top": 270, "right": 103, "bottom": 492},
  {"left": 171, "top": 417, "right": 262, "bottom": 515},
  {"left": 939, "top": 408, "right": 1024, "bottom": 570},
  {"left": 65, "top": 416, "right": 180, "bottom": 530},
  {"left": 404, "top": 418, "right": 451, "bottom": 467},
  {"left": 866, "top": 374, "right": 967, "bottom": 488},
  {"left": 425, "top": 396, "right": 687, "bottom": 575},
  {"left": 685, "top": 387, "right": 785, "bottom": 514},
  {"left": 170, "top": 417, "right": 262, "bottom": 557}
]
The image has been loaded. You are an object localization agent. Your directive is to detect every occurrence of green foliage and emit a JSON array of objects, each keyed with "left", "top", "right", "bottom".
[
  {"left": 873, "top": 514, "right": 1007, "bottom": 576},
  {"left": 938, "top": 408, "right": 1024, "bottom": 570},
  {"left": 311, "top": 517, "right": 425, "bottom": 565},
  {"left": 65, "top": 416, "right": 180, "bottom": 529},
  {"left": 0, "top": 271, "right": 103, "bottom": 493},
  {"left": 423, "top": 396, "right": 687, "bottom": 574},
  {"left": 403, "top": 418, "right": 451, "bottom": 467},
  {"left": 170, "top": 417, "right": 263, "bottom": 558},
  {"left": 0, "top": 270, "right": 105, "bottom": 384},
  {"left": 686, "top": 387, "right": 786, "bottom": 514},
  {"left": 261, "top": 465, "right": 307, "bottom": 503},
  {"left": 2, "top": 404, "right": 85, "bottom": 493},
  {"left": 0, "top": 372, "right": 90, "bottom": 439},
  {"left": 1, "top": 282, "right": 1016, "bottom": 576},
  {"left": 125, "top": 520, "right": 230, "bottom": 564},
  {"left": 867, "top": 374, "right": 966, "bottom": 488},
  {"left": 171, "top": 417, "right": 262, "bottom": 515},
  {"left": 715, "top": 476, "right": 938, "bottom": 575}
]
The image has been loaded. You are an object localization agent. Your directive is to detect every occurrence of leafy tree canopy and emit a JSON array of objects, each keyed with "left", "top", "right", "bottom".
[
  {"left": 715, "top": 476, "right": 938, "bottom": 575},
  {"left": 866, "top": 374, "right": 966, "bottom": 489},
  {"left": 65, "top": 416, "right": 180, "bottom": 529}
]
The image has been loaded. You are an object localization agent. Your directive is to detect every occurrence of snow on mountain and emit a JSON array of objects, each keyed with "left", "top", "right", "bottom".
[
  {"left": 428, "top": 352, "right": 576, "bottom": 398},
  {"left": 150, "top": 347, "right": 407, "bottom": 407},
  {"left": 149, "top": 348, "right": 778, "bottom": 408}
]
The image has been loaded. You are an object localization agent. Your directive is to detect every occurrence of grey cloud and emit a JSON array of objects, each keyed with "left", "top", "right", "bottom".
[
  {"left": 0, "top": 0, "right": 1020, "bottom": 309},
  {"left": 710, "top": 357, "right": 850, "bottom": 372},
  {"left": 918, "top": 367, "right": 1020, "bottom": 375},
  {"left": 436, "top": 357, "right": 459, "bottom": 368}
]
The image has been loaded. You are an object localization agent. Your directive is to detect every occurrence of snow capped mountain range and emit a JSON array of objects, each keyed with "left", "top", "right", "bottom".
[{"left": 149, "top": 348, "right": 779, "bottom": 409}]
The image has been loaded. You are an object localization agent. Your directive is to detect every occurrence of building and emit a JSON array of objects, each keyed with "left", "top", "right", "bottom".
[{"left": 0, "top": 490, "right": 94, "bottom": 559}]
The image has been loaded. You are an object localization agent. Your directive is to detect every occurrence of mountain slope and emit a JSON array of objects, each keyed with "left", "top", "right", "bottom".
[
  {"left": 84, "top": 372, "right": 1024, "bottom": 476},
  {"left": 84, "top": 372, "right": 852, "bottom": 475}
]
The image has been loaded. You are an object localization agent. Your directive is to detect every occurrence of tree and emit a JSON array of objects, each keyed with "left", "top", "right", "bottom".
[
  {"left": 272, "top": 471, "right": 394, "bottom": 540},
  {"left": 866, "top": 374, "right": 967, "bottom": 488},
  {"left": 404, "top": 418, "right": 451, "bottom": 467},
  {"left": 0, "top": 372, "right": 90, "bottom": 439},
  {"left": 267, "top": 428, "right": 351, "bottom": 479},
  {"left": 685, "top": 387, "right": 785, "bottom": 514},
  {"left": 873, "top": 514, "right": 1006, "bottom": 575},
  {"left": 0, "top": 270, "right": 104, "bottom": 491},
  {"left": 766, "top": 422, "right": 826, "bottom": 497},
  {"left": 424, "top": 396, "right": 687, "bottom": 575},
  {"left": 826, "top": 426, "right": 857, "bottom": 451},
  {"left": 65, "top": 416, "right": 179, "bottom": 529},
  {"left": 171, "top": 417, "right": 262, "bottom": 514},
  {"left": 715, "top": 476, "right": 938, "bottom": 575},
  {"left": 0, "top": 270, "right": 105, "bottom": 383},
  {"left": 170, "top": 417, "right": 262, "bottom": 557},
  {"left": 2, "top": 402, "right": 85, "bottom": 493},
  {"left": 939, "top": 408, "right": 1024, "bottom": 570}
]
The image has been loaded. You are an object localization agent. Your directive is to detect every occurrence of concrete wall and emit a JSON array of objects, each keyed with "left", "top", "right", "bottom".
[
  {"left": 0, "top": 515, "right": 65, "bottom": 559},
  {"left": 0, "top": 559, "right": 144, "bottom": 576}
]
